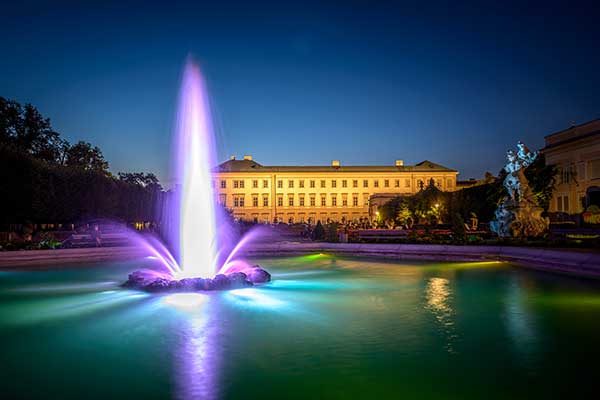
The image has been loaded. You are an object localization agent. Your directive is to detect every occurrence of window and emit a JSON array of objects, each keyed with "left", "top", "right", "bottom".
[
  {"left": 577, "top": 162, "right": 586, "bottom": 181},
  {"left": 384, "top": 179, "right": 389, "bottom": 188},
  {"left": 557, "top": 195, "right": 570, "bottom": 212},
  {"left": 405, "top": 179, "right": 411, "bottom": 188},
  {"left": 234, "top": 196, "right": 244, "bottom": 207},
  {"left": 591, "top": 159, "right": 600, "bottom": 179},
  {"left": 277, "top": 180, "right": 283, "bottom": 189},
  {"left": 342, "top": 198, "right": 348, "bottom": 206},
  {"left": 239, "top": 180, "right": 245, "bottom": 189},
  {"left": 560, "top": 165, "right": 576, "bottom": 184},
  {"left": 288, "top": 196, "right": 294, "bottom": 206},
  {"left": 277, "top": 196, "right": 283, "bottom": 207},
  {"left": 395, "top": 179, "right": 400, "bottom": 187},
  {"left": 374, "top": 180, "right": 379, "bottom": 188},
  {"left": 320, "top": 180, "right": 326, "bottom": 188},
  {"left": 263, "top": 180, "right": 269, "bottom": 188},
  {"left": 252, "top": 180, "right": 258, "bottom": 188},
  {"left": 436, "top": 179, "right": 442, "bottom": 188},
  {"left": 252, "top": 196, "right": 258, "bottom": 207},
  {"left": 310, "top": 180, "right": 315, "bottom": 188},
  {"left": 353, "top": 180, "right": 358, "bottom": 188},
  {"left": 352, "top": 196, "right": 358, "bottom": 206},
  {"left": 300, "top": 197, "right": 305, "bottom": 206},
  {"left": 233, "top": 180, "right": 239, "bottom": 189},
  {"left": 363, "top": 180, "right": 368, "bottom": 188},
  {"left": 263, "top": 196, "right": 269, "bottom": 207},
  {"left": 220, "top": 180, "right": 226, "bottom": 189},
  {"left": 321, "top": 196, "right": 327, "bottom": 206},
  {"left": 417, "top": 179, "right": 425, "bottom": 190},
  {"left": 447, "top": 179, "right": 453, "bottom": 188},
  {"left": 342, "top": 180, "right": 347, "bottom": 188},
  {"left": 310, "top": 196, "right": 316, "bottom": 206},
  {"left": 331, "top": 180, "right": 337, "bottom": 188},
  {"left": 299, "top": 180, "right": 305, "bottom": 188},
  {"left": 288, "top": 180, "right": 294, "bottom": 188},
  {"left": 219, "top": 194, "right": 226, "bottom": 206},
  {"left": 332, "top": 196, "right": 337, "bottom": 206}
]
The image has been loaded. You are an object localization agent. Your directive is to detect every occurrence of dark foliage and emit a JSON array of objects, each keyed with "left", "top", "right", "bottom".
[
  {"left": 447, "top": 176, "right": 505, "bottom": 223},
  {"left": 378, "top": 156, "right": 556, "bottom": 225},
  {"left": 524, "top": 153, "right": 557, "bottom": 211},
  {"left": 0, "top": 97, "right": 163, "bottom": 224}
]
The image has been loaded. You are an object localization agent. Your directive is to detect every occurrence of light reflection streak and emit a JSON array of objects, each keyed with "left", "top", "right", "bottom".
[
  {"left": 8, "top": 281, "right": 118, "bottom": 294},
  {"left": 504, "top": 277, "right": 537, "bottom": 366},
  {"left": 169, "top": 295, "right": 221, "bottom": 400},
  {"left": 425, "top": 277, "right": 458, "bottom": 353},
  {"left": 163, "top": 293, "right": 209, "bottom": 309},
  {"left": 1, "top": 290, "right": 149, "bottom": 325},
  {"left": 226, "top": 288, "right": 286, "bottom": 308}
]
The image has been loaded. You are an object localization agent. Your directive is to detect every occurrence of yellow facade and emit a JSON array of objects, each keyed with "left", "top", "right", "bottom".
[
  {"left": 212, "top": 156, "right": 458, "bottom": 223},
  {"left": 544, "top": 119, "right": 600, "bottom": 214}
]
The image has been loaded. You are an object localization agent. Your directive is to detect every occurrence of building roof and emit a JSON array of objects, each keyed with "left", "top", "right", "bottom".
[
  {"left": 544, "top": 118, "right": 600, "bottom": 149},
  {"left": 214, "top": 159, "right": 457, "bottom": 173}
]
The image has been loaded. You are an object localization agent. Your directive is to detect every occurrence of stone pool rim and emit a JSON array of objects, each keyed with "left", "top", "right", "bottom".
[{"left": 1, "top": 243, "right": 599, "bottom": 279}]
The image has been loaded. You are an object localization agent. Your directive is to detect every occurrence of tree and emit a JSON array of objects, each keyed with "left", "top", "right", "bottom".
[
  {"left": 118, "top": 172, "right": 162, "bottom": 190},
  {"left": 451, "top": 213, "right": 466, "bottom": 243},
  {"left": 410, "top": 181, "right": 445, "bottom": 224},
  {"left": 65, "top": 141, "right": 109, "bottom": 173},
  {"left": 396, "top": 201, "right": 413, "bottom": 228},
  {"left": 0, "top": 97, "right": 166, "bottom": 225},
  {"left": 524, "top": 153, "right": 557, "bottom": 211},
  {"left": 0, "top": 98, "right": 64, "bottom": 163}
]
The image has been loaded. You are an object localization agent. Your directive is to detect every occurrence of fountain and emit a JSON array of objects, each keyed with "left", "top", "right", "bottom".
[{"left": 124, "top": 59, "right": 270, "bottom": 292}]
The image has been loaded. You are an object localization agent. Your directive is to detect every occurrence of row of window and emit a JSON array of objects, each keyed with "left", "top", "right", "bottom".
[
  {"left": 218, "top": 178, "right": 453, "bottom": 189},
  {"left": 559, "top": 159, "right": 600, "bottom": 185},
  {"left": 218, "top": 194, "right": 366, "bottom": 208}
]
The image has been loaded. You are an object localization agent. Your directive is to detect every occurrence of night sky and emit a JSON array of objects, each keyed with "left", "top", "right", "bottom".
[{"left": 2, "top": 1, "right": 599, "bottom": 185}]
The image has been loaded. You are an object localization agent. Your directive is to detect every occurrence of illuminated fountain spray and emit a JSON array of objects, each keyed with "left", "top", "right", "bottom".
[
  {"left": 124, "top": 59, "right": 271, "bottom": 291},
  {"left": 173, "top": 61, "right": 218, "bottom": 278}
]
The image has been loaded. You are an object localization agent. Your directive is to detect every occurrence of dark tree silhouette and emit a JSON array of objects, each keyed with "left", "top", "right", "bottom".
[
  {"left": 65, "top": 141, "right": 109, "bottom": 173},
  {"left": 0, "top": 97, "right": 165, "bottom": 225}
]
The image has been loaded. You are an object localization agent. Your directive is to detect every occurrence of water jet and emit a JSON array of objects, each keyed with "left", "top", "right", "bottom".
[{"left": 124, "top": 58, "right": 270, "bottom": 292}]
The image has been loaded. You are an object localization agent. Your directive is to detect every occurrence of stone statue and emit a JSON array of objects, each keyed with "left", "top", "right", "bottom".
[{"left": 490, "top": 141, "right": 548, "bottom": 238}]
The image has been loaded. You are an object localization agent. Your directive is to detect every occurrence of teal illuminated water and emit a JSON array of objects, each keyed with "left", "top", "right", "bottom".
[{"left": 1, "top": 255, "right": 600, "bottom": 399}]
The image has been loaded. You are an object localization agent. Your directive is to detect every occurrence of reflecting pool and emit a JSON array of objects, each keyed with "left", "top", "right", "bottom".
[{"left": 1, "top": 255, "right": 600, "bottom": 399}]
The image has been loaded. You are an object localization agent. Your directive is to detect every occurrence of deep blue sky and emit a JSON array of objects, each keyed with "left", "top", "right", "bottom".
[{"left": 2, "top": 1, "right": 599, "bottom": 184}]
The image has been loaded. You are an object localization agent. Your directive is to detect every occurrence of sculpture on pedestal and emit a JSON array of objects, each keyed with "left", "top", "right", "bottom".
[{"left": 490, "top": 141, "right": 549, "bottom": 238}]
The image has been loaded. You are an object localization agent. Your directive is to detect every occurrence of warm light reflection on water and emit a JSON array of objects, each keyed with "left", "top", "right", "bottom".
[{"left": 425, "top": 276, "right": 458, "bottom": 353}]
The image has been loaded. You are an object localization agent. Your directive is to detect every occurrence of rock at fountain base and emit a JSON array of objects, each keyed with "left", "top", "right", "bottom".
[
  {"left": 122, "top": 266, "right": 271, "bottom": 293},
  {"left": 491, "top": 199, "right": 549, "bottom": 238}
]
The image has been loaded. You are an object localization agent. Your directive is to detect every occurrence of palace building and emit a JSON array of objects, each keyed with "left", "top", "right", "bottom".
[
  {"left": 212, "top": 156, "right": 458, "bottom": 223},
  {"left": 543, "top": 119, "right": 600, "bottom": 214}
]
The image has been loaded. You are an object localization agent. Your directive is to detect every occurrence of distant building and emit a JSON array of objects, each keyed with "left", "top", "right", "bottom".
[
  {"left": 212, "top": 156, "right": 458, "bottom": 223},
  {"left": 543, "top": 119, "right": 600, "bottom": 214}
]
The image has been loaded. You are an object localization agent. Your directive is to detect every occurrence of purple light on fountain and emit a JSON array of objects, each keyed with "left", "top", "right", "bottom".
[
  {"left": 124, "top": 58, "right": 271, "bottom": 292},
  {"left": 171, "top": 59, "right": 219, "bottom": 279}
]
